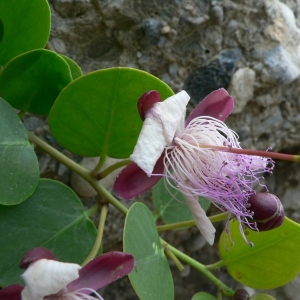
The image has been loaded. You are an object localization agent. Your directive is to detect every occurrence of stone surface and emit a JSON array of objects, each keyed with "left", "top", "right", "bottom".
[{"left": 230, "top": 67, "right": 255, "bottom": 114}]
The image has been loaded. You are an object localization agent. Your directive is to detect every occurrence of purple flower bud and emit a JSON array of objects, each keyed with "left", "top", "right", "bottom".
[
  {"left": 247, "top": 193, "right": 285, "bottom": 231},
  {"left": 137, "top": 90, "right": 161, "bottom": 120},
  {"left": 20, "top": 247, "right": 57, "bottom": 269},
  {"left": 234, "top": 289, "right": 250, "bottom": 300}
]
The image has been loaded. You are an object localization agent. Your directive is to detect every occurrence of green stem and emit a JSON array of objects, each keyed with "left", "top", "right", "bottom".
[
  {"left": 82, "top": 203, "right": 109, "bottom": 266},
  {"left": 28, "top": 131, "right": 128, "bottom": 215},
  {"left": 86, "top": 202, "right": 100, "bottom": 217},
  {"left": 94, "top": 155, "right": 107, "bottom": 173},
  {"left": 157, "top": 213, "right": 228, "bottom": 232},
  {"left": 97, "top": 159, "right": 131, "bottom": 179},
  {"left": 206, "top": 260, "right": 226, "bottom": 271},
  {"left": 161, "top": 241, "right": 235, "bottom": 298},
  {"left": 164, "top": 245, "right": 185, "bottom": 271}
]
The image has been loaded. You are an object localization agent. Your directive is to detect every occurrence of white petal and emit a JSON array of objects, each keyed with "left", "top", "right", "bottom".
[
  {"left": 21, "top": 259, "right": 81, "bottom": 300},
  {"left": 130, "top": 91, "right": 190, "bottom": 176},
  {"left": 182, "top": 189, "right": 216, "bottom": 245}
]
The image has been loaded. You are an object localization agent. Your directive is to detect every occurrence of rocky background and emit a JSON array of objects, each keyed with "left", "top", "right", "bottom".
[{"left": 33, "top": 0, "right": 300, "bottom": 299}]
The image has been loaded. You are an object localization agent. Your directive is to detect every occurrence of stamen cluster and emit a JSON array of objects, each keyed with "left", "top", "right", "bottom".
[{"left": 163, "top": 116, "right": 274, "bottom": 241}]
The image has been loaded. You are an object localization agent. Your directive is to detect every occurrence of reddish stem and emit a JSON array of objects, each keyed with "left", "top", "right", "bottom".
[{"left": 203, "top": 145, "right": 300, "bottom": 163}]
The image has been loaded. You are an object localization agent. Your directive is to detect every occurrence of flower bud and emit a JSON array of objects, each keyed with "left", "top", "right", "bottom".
[
  {"left": 137, "top": 90, "right": 161, "bottom": 120},
  {"left": 247, "top": 193, "right": 285, "bottom": 231},
  {"left": 234, "top": 288, "right": 250, "bottom": 300},
  {"left": 20, "top": 247, "right": 57, "bottom": 269}
]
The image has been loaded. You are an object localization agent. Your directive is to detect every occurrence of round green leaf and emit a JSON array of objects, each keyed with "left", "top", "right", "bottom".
[
  {"left": 49, "top": 67, "right": 174, "bottom": 157},
  {"left": 60, "top": 54, "right": 83, "bottom": 80},
  {"left": 153, "top": 178, "right": 211, "bottom": 224},
  {"left": 192, "top": 292, "right": 217, "bottom": 300},
  {"left": 219, "top": 217, "right": 300, "bottom": 289},
  {"left": 0, "top": 97, "right": 39, "bottom": 205},
  {"left": 0, "top": 0, "right": 50, "bottom": 66},
  {"left": 250, "top": 294, "right": 276, "bottom": 300},
  {"left": 0, "top": 179, "right": 98, "bottom": 286},
  {"left": 0, "top": 49, "right": 72, "bottom": 115},
  {"left": 124, "top": 202, "right": 174, "bottom": 300}
]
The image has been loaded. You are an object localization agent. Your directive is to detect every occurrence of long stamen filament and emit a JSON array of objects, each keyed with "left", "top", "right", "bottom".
[{"left": 200, "top": 144, "right": 300, "bottom": 163}]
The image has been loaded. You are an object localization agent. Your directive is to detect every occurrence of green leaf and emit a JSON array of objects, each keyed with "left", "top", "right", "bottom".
[
  {"left": 124, "top": 202, "right": 174, "bottom": 300},
  {"left": 0, "top": 49, "right": 72, "bottom": 115},
  {"left": 0, "top": 0, "right": 50, "bottom": 66},
  {"left": 0, "top": 97, "right": 39, "bottom": 205},
  {"left": 0, "top": 179, "right": 98, "bottom": 286},
  {"left": 49, "top": 67, "right": 174, "bottom": 157},
  {"left": 192, "top": 292, "right": 217, "bottom": 300},
  {"left": 60, "top": 54, "right": 83, "bottom": 80},
  {"left": 153, "top": 178, "right": 211, "bottom": 224},
  {"left": 250, "top": 294, "right": 276, "bottom": 300},
  {"left": 219, "top": 217, "right": 300, "bottom": 289}
]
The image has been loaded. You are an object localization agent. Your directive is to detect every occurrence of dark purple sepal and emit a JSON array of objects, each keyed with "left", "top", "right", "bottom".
[
  {"left": 185, "top": 88, "right": 234, "bottom": 125},
  {"left": 67, "top": 252, "right": 135, "bottom": 293},
  {"left": 247, "top": 193, "right": 285, "bottom": 231},
  {"left": 137, "top": 90, "right": 161, "bottom": 121},
  {"left": 234, "top": 289, "right": 250, "bottom": 300},
  {"left": 20, "top": 247, "right": 57, "bottom": 269},
  {"left": 113, "top": 153, "right": 165, "bottom": 200},
  {"left": 0, "top": 284, "right": 24, "bottom": 300}
]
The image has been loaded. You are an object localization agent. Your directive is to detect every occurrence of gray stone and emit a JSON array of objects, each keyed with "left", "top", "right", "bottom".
[
  {"left": 48, "top": 38, "right": 67, "bottom": 54},
  {"left": 184, "top": 48, "right": 241, "bottom": 105},
  {"left": 282, "top": 185, "right": 300, "bottom": 210},
  {"left": 230, "top": 67, "right": 256, "bottom": 114},
  {"left": 168, "top": 62, "right": 178, "bottom": 78},
  {"left": 263, "top": 45, "right": 300, "bottom": 84}
]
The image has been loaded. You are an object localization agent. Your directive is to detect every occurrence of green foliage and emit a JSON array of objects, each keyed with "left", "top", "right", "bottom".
[
  {"left": 60, "top": 54, "right": 83, "bottom": 80},
  {"left": 49, "top": 67, "right": 173, "bottom": 157},
  {"left": 0, "top": 179, "right": 98, "bottom": 286},
  {"left": 191, "top": 292, "right": 218, "bottom": 300},
  {"left": 153, "top": 178, "right": 211, "bottom": 224},
  {"left": 0, "top": 97, "right": 39, "bottom": 205},
  {"left": 0, "top": 49, "right": 72, "bottom": 115},
  {"left": 219, "top": 217, "right": 300, "bottom": 289},
  {"left": 0, "top": 0, "right": 50, "bottom": 66},
  {"left": 124, "top": 202, "right": 174, "bottom": 300}
]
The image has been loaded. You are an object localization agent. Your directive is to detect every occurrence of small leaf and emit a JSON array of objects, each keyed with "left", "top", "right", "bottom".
[
  {"left": 0, "top": 97, "right": 39, "bottom": 205},
  {"left": 153, "top": 178, "right": 211, "bottom": 224},
  {"left": 250, "top": 294, "right": 276, "bottom": 300},
  {"left": 60, "top": 54, "right": 83, "bottom": 80},
  {"left": 124, "top": 202, "right": 174, "bottom": 300},
  {"left": 49, "top": 67, "right": 174, "bottom": 157},
  {"left": 219, "top": 217, "right": 300, "bottom": 289},
  {"left": 192, "top": 292, "right": 218, "bottom": 300},
  {"left": 0, "top": 179, "right": 98, "bottom": 286},
  {"left": 0, "top": 49, "right": 72, "bottom": 115},
  {"left": 0, "top": 0, "right": 50, "bottom": 66}
]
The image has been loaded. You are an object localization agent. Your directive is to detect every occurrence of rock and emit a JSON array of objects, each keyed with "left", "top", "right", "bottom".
[
  {"left": 51, "top": 0, "right": 90, "bottom": 18},
  {"left": 168, "top": 62, "right": 178, "bottom": 78},
  {"left": 230, "top": 67, "right": 256, "bottom": 114},
  {"left": 262, "top": 0, "right": 300, "bottom": 84},
  {"left": 210, "top": 5, "right": 224, "bottom": 24},
  {"left": 281, "top": 185, "right": 300, "bottom": 210},
  {"left": 137, "top": 18, "right": 161, "bottom": 47},
  {"left": 263, "top": 45, "right": 300, "bottom": 84},
  {"left": 48, "top": 38, "right": 67, "bottom": 54},
  {"left": 184, "top": 48, "right": 241, "bottom": 105}
]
